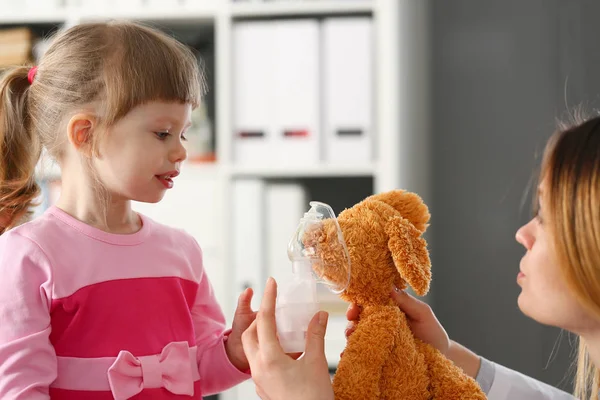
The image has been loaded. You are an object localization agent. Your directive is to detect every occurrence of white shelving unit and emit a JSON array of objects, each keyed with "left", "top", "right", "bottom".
[
  {"left": 1, "top": 1, "right": 430, "bottom": 398},
  {"left": 230, "top": 0, "right": 373, "bottom": 17}
]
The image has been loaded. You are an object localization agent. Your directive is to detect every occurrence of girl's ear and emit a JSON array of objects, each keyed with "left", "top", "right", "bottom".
[
  {"left": 67, "top": 113, "right": 96, "bottom": 157},
  {"left": 385, "top": 216, "right": 431, "bottom": 296}
]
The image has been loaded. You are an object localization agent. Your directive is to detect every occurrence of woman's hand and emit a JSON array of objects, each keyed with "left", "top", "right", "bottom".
[
  {"left": 242, "top": 278, "right": 335, "bottom": 400},
  {"left": 346, "top": 288, "right": 450, "bottom": 355},
  {"left": 346, "top": 288, "right": 481, "bottom": 378}
]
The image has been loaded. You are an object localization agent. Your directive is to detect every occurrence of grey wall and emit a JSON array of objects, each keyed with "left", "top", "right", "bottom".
[{"left": 430, "top": 0, "right": 600, "bottom": 391}]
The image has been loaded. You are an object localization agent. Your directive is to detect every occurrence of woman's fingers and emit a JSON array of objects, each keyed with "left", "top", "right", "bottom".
[
  {"left": 390, "top": 287, "right": 431, "bottom": 321},
  {"left": 346, "top": 303, "right": 361, "bottom": 322},
  {"left": 256, "top": 278, "right": 285, "bottom": 358},
  {"left": 344, "top": 321, "right": 357, "bottom": 339},
  {"left": 241, "top": 319, "right": 259, "bottom": 361}
]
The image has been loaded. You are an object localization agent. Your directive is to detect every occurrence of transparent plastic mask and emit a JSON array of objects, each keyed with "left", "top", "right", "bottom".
[{"left": 287, "top": 201, "right": 351, "bottom": 294}]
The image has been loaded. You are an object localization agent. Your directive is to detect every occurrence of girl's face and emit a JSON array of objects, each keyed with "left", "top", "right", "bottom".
[
  {"left": 93, "top": 101, "right": 191, "bottom": 204},
  {"left": 515, "top": 185, "right": 600, "bottom": 335}
]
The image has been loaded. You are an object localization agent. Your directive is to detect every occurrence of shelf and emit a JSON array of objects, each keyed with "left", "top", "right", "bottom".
[
  {"left": 78, "top": 5, "right": 217, "bottom": 25},
  {"left": 0, "top": 7, "right": 216, "bottom": 27},
  {"left": 231, "top": 0, "right": 374, "bottom": 19},
  {"left": 230, "top": 163, "right": 376, "bottom": 178},
  {"left": 0, "top": 1, "right": 375, "bottom": 27},
  {"left": 0, "top": 11, "right": 67, "bottom": 25}
]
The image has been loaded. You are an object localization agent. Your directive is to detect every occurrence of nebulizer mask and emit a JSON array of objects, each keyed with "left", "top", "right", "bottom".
[{"left": 275, "top": 201, "right": 351, "bottom": 353}]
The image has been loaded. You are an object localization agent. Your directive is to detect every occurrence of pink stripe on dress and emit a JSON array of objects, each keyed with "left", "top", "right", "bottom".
[{"left": 50, "top": 277, "right": 198, "bottom": 357}]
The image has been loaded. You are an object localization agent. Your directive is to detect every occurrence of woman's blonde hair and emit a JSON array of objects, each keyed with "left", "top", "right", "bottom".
[
  {"left": 540, "top": 114, "right": 600, "bottom": 399},
  {"left": 0, "top": 21, "right": 203, "bottom": 234}
]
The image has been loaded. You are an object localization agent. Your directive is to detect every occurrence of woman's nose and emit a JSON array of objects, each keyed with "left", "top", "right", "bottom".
[{"left": 515, "top": 220, "right": 535, "bottom": 250}]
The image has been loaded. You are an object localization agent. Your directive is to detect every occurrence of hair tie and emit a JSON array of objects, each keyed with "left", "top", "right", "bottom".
[{"left": 27, "top": 66, "right": 38, "bottom": 85}]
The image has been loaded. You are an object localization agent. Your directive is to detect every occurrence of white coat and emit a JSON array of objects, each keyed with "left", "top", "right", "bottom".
[{"left": 477, "top": 358, "right": 575, "bottom": 400}]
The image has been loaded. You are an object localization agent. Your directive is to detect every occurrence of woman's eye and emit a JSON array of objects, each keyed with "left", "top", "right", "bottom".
[
  {"left": 155, "top": 131, "right": 170, "bottom": 140},
  {"left": 181, "top": 132, "right": 188, "bottom": 141}
]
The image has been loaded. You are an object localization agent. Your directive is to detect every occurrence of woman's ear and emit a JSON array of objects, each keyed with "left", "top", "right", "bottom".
[
  {"left": 385, "top": 216, "right": 431, "bottom": 296},
  {"left": 67, "top": 113, "right": 96, "bottom": 157}
]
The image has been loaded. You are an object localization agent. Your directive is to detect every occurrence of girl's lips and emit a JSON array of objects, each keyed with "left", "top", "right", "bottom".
[
  {"left": 156, "top": 175, "right": 174, "bottom": 189},
  {"left": 155, "top": 170, "right": 179, "bottom": 189}
]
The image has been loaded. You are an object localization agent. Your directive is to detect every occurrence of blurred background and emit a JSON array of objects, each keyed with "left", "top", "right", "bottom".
[{"left": 4, "top": 0, "right": 600, "bottom": 398}]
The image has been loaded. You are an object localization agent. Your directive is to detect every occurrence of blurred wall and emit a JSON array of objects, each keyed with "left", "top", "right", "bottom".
[{"left": 430, "top": 0, "right": 600, "bottom": 391}]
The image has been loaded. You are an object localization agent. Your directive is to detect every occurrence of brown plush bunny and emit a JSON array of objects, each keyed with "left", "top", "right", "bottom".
[{"left": 304, "top": 190, "right": 486, "bottom": 400}]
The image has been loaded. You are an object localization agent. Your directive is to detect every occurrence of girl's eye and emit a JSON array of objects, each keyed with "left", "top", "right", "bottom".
[
  {"left": 155, "top": 131, "right": 170, "bottom": 140},
  {"left": 181, "top": 132, "right": 188, "bottom": 141}
]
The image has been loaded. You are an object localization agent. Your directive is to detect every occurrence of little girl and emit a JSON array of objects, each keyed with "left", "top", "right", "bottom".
[{"left": 0, "top": 21, "right": 254, "bottom": 399}]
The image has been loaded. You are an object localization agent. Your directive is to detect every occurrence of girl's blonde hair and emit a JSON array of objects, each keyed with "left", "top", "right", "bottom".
[
  {"left": 540, "top": 114, "right": 600, "bottom": 399},
  {"left": 0, "top": 21, "right": 203, "bottom": 234}
]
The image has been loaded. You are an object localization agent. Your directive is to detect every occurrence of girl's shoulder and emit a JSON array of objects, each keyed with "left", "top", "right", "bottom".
[
  {"left": 0, "top": 211, "right": 59, "bottom": 247},
  {"left": 0, "top": 216, "right": 54, "bottom": 285},
  {"left": 139, "top": 214, "right": 206, "bottom": 281},
  {"left": 139, "top": 213, "right": 202, "bottom": 252}
]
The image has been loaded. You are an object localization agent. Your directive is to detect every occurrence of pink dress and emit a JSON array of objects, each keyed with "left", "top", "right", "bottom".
[{"left": 0, "top": 206, "right": 250, "bottom": 399}]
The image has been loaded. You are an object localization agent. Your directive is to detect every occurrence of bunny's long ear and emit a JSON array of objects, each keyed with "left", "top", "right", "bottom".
[{"left": 385, "top": 216, "right": 431, "bottom": 296}]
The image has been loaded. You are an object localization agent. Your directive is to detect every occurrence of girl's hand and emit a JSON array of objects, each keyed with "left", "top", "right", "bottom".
[{"left": 225, "top": 288, "right": 257, "bottom": 371}]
